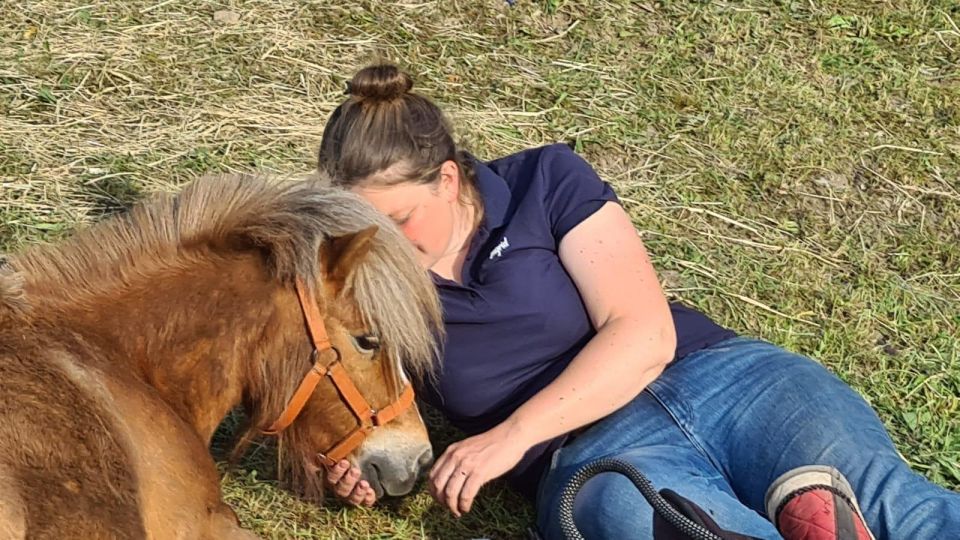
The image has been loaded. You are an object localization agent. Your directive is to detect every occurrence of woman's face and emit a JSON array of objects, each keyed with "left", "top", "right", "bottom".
[{"left": 354, "top": 160, "right": 464, "bottom": 270}]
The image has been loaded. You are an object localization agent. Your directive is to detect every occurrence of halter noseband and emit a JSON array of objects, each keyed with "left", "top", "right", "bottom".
[{"left": 262, "top": 278, "right": 415, "bottom": 468}]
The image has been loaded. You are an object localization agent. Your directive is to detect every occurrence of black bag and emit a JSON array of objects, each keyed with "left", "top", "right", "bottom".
[{"left": 556, "top": 458, "right": 762, "bottom": 540}]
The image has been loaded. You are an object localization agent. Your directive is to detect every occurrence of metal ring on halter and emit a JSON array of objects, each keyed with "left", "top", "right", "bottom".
[{"left": 319, "top": 346, "right": 341, "bottom": 370}]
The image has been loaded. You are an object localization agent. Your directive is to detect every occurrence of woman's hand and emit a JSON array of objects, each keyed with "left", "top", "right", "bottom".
[
  {"left": 325, "top": 459, "right": 377, "bottom": 507},
  {"left": 428, "top": 420, "right": 529, "bottom": 517}
]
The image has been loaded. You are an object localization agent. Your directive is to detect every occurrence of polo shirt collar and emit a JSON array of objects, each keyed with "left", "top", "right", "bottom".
[
  {"left": 430, "top": 161, "right": 511, "bottom": 288},
  {"left": 473, "top": 161, "right": 510, "bottom": 231}
]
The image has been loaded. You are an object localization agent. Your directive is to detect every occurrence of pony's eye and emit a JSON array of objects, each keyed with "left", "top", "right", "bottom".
[{"left": 351, "top": 334, "right": 381, "bottom": 355}]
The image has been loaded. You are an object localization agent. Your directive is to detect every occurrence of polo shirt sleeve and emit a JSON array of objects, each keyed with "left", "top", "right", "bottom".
[{"left": 540, "top": 144, "right": 620, "bottom": 241}]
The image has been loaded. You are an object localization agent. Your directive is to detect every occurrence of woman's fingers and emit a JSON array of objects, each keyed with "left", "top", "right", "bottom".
[
  {"left": 427, "top": 446, "right": 458, "bottom": 501},
  {"left": 361, "top": 483, "right": 377, "bottom": 506},
  {"left": 327, "top": 460, "right": 361, "bottom": 499},
  {"left": 336, "top": 467, "right": 361, "bottom": 498},
  {"left": 442, "top": 467, "right": 470, "bottom": 517},
  {"left": 349, "top": 480, "right": 377, "bottom": 507},
  {"left": 348, "top": 480, "right": 369, "bottom": 505},
  {"left": 326, "top": 460, "right": 377, "bottom": 507},
  {"left": 326, "top": 459, "right": 350, "bottom": 485},
  {"left": 428, "top": 444, "right": 477, "bottom": 517}
]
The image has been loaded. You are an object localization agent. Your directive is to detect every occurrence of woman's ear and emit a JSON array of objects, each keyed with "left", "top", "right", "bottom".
[{"left": 438, "top": 160, "right": 461, "bottom": 202}]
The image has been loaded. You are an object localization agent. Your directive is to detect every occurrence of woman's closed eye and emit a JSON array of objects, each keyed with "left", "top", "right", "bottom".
[{"left": 390, "top": 208, "right": 414, "bottom": 226}]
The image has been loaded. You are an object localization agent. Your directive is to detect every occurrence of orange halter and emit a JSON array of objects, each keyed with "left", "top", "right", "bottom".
[{"left": 262, "top": 278, "right": 415, "bottom": 468}]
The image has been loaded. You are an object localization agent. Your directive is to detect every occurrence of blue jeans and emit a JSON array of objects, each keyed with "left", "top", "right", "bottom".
[{"left": 535, "top": 337, "right": 960, "bottom": 539}]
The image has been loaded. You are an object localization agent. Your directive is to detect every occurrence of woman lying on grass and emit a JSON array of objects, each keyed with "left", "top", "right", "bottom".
[{"left": 316, "top": 64, "right": 960, "bottom": 540}]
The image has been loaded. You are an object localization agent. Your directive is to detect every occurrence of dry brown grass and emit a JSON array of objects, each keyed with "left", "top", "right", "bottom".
[{"left": 2, "top": 1, "right": 958, "bottom": 538}]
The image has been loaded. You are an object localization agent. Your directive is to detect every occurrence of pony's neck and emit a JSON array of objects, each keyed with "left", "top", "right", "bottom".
[{"left": 43, "top": 254, "right": 299, "bottom": 443}]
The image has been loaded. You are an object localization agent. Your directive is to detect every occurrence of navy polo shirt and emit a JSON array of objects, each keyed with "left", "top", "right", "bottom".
[{"left": 421, "top": 144, "right": 736, "bottom": 501}]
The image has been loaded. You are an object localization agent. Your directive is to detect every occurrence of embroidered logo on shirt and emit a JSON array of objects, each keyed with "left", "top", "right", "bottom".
[{"left": 488, "top": 237, "right": 510, "bottom": 259}]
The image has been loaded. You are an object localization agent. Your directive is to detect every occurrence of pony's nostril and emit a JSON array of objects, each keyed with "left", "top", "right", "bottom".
[{"left": 416, "top": 447, "right": 434, "bottom": 470}]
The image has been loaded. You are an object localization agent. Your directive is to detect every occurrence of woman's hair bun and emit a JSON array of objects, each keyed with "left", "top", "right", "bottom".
[{"left": 346, "top": 64, "right": 414, "bottom": 101}]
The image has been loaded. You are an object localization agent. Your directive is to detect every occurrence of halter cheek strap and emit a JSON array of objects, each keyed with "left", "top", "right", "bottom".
[{"left": 261, "top": 278, "right": 416, "bottom": 468}]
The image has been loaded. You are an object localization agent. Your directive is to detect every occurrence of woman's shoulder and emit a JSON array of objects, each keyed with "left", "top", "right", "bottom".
[
  {"left": 487, "top": 143, "right": 581, "bottom": 170},
  {"left": 476, "top": 143, "right": 615, "bottom": 238},
  {"left": 485, "top": 143, "right": 597, "bottom": 188}
]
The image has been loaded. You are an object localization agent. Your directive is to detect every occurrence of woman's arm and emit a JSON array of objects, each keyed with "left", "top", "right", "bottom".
[
  {"left": 506, "top": 200, "right": 676, "bottom": 443},
  {"left": 429, "top": 201, "right": 676, "bottom": 515}
]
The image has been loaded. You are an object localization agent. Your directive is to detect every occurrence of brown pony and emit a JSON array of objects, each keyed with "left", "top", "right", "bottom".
[{"left": 0, "top": 174, "right": 442, "bottom": 539}]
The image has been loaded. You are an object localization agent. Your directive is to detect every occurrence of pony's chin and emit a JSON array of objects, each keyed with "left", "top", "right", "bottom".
[{"left": 362, "top": 460, "right": 423, "bottom": 499}]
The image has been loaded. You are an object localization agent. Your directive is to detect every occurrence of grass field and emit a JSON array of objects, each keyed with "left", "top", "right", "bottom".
[{"left": 2, "top": 1, "right": 958, "bottom": 538}]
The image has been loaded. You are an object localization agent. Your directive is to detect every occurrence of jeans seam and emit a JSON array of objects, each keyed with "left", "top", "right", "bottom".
[
  {"left": 646, "top": 384, "right": 727, "bottom": 478},
  {"left": 536, "top": 446, "right": 564, "bottom": 507}
]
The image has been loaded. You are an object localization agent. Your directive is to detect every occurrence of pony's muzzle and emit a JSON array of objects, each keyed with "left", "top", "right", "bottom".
[{"left": 359, "top": 443, "right": 433, "bottom": 498}]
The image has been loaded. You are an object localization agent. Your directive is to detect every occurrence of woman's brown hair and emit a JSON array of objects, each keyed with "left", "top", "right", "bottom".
[{"left": 318, "top": 64, "right": 480, "bottom": 208}]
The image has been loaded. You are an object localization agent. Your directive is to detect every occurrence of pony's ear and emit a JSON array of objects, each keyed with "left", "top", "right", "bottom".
[{"left": 320, "top": 226, "right": 378, "bottom": 290}]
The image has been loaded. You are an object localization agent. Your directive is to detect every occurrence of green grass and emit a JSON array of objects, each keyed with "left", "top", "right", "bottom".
[{"left": 2, "top": 0, "right": 958, "bottom": 538}]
